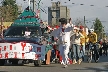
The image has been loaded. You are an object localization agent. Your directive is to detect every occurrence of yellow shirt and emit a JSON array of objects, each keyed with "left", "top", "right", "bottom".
[
  {"left": 80, "top": 31, "right": 87, "bottom": 45},
  {"left": 87, "top": 32, "right": 97, "bottom": 44}
]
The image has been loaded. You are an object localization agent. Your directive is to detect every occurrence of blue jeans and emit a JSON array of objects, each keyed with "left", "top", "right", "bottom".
[
  {"left": 68, "top": 48, "right": 73, "bottom": 60},
  {"left": 82, "top": 45, "right": 85, "bottom": 57},
  {"left": 73, "top": 44, "right": 82, "bottom": 59},
  {"left": 51, "top": 49, "right": 56, "bottom": 60}
]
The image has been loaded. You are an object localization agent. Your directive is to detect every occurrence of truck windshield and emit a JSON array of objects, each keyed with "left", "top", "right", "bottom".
[{"left": 4, "top": 26, "right": 42, "bottom": 37}]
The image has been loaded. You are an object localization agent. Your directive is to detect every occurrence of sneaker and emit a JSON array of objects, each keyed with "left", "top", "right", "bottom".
[
  {"left": 60, "top": 60, "right": 64, "bottom": 65},
  {"left": 64, "top": 65, "right": 68, "bottom": 68},
  {"left": 67, "top": 59, "right": 72, "bottom": 65},
  {"left": 61, "top": 62, "right": 64, "bottom": 65},
  {"left": 95, "top": 58, "right": 99, "bottom": 63},
  {"left": 78, "top": 59, "right": 82, "bottom": 64},
  {"left": 73, "top": 59, "right": 77, "bottom": 64}
]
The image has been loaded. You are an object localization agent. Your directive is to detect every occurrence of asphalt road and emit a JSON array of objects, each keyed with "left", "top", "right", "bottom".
[{"left": 0, "top": 55, "right": 108, "bottom": 72}]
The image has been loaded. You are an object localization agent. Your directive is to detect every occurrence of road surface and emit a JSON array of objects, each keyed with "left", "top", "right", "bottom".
[{"left": 0, "top": 55, "right": 108, "bottom": 72}]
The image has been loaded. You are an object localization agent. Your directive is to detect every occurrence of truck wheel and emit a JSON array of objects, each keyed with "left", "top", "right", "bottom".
[
  {"left": 0, "top": 60, "right": 5, "bottom": 66},
  {"left": 22, "top": 60, "right": 29, "bottom": 64},
  {"left": 12, "top": 60, "right": 18, "bottom": 64},
  {"left": 34, "top": 60, "right": 42, "bottom": 66},
  {"left": 29, "top": 60, "right": 33, "bottom": 63}
]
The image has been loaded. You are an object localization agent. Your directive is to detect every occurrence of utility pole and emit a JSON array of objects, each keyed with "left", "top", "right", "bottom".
[
  {"left": 30, "top": 0, "right": 41, "bottom": 17},
  {"left": 84, "top": 16, "right": 85, "bottom": 24},
  {"left": 84, "top": 16, "right": 87, "bottom": 28},
  {"left": 28, "top": 0, "right": 30, "bottom": 10},
  {"left": 32, "top": 0, "right": 36, "bottom": 12}
]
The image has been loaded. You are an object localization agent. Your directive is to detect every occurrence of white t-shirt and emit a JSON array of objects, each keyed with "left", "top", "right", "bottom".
[{"left": 55, "top": 23, "right": 73, "bottom": 46}]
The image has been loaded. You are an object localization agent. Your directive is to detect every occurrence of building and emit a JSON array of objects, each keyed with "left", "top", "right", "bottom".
[{"left": 48, "top": 1, "right": 70, "bottom": 26}]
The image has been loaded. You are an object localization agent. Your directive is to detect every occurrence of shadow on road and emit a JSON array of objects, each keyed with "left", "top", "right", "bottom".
[
  {"left": 80, "top": 54, "right": 108, "bottom": 63},
  {"left": 1, "top": 63, "right": 57, "bottom": 67},
  {"left": 98, "top": 56, "right": 108, "bottom": 63},
  {"left": 0, "top": 71, "right": 8, "bottom": 72},
  {"left": 104, "top": 64, "right": 108, "bottom": 69},
  {"left": 72, "top": 66, "right": 108, "bottom": 72},
  {"left": 0, "top": 64, "right": 27, "bottom": 66},
  {"left": 26, "top": 65, "right": 56, "bottom": 67}
]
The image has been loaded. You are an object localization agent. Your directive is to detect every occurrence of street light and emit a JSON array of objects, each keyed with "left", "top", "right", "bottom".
[
  {"left": 90, "top": 5, "right": 94, "bottom": 6},
  {"left": 72, "top": 3, "right": 75, "bottom": 4},
  {"left": 80, "top": 4, "right": 84, "bottom": 5}
]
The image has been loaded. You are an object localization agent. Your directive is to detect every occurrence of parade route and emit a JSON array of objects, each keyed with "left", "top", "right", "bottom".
[
  {"left": 0, "top": 0, "right": 108, "bottom": 72},
  {"left": 0, "top": 56, "right": 108, "bottom": 72}
]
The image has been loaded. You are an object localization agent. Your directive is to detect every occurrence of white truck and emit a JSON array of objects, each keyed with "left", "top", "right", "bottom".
[{"left": 0, "top": 23, "right": 52, "bottom": 66}]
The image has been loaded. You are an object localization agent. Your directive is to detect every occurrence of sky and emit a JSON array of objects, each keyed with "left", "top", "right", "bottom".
[{"left": 1, "top": 0, "right": 108, "bottom": 31}]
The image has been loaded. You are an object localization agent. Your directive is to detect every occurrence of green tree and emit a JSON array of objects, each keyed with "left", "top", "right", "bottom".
[
  {"left": 1, "top": 0, "right": 19, "bottom": 21},
  {"left": 2, "top": 0, "right": 16, "bottom": 6},
  {"left": 0, "top": 6, "right": 16, "bottom": 21},
  {"left": 94, "top": 18, "right": 105, "bottom": 39}
]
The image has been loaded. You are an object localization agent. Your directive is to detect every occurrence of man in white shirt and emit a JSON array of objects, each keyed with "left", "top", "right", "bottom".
[{"left": 55, "top": 18, "right": 73, "bottom": 68}]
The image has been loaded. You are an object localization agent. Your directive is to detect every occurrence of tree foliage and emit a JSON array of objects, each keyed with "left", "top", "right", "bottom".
[
  {"left": 0, "top": 0, "right": 18, "bottom": 22},
  {"left": 94, "top": 18, "right": 105, "bottom": 39},
  {"left": 2, "top": 0, "right": 16, "bottom": 6},
  {"left": 0, "top": 6, "right": 14, "bottom": 21}
]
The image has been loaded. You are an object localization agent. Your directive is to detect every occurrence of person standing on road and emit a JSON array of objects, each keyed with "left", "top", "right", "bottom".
[
  {"left": 102, "top": 39, "right": 107, "bottom": 56},
  {"left": 55, "top": 18, "right": 73, "bottom": 68},
  {"left": 71, "top": 26, "right": 82, "bottom": 64},
  {"left": 79, "top": 26, "right": 88, "bottom": 61}
]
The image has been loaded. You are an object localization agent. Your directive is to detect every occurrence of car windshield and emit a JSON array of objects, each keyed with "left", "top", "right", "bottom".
[{"left": 4, "top": 26, "right": 42, "bottom": 37}]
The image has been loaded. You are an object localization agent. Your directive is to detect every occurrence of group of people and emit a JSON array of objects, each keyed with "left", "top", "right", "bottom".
[{"left": 49, "top": 18, "right": 107, "bottom": 68}]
